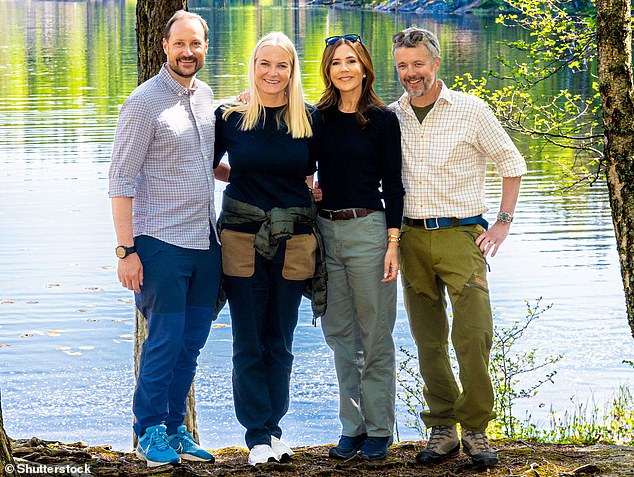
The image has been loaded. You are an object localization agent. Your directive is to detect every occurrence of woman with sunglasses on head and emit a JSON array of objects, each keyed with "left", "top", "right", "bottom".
[
  {"left": 310, "top": 34, "right": 404, "bottom": 462},
  {"left": 213, "top": 32, "right": 324, "bottom": 466}
]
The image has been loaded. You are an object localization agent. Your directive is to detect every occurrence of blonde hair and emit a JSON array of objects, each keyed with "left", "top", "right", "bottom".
[{"left": 222, "top": 32, "right": 312, "bottom": 139}]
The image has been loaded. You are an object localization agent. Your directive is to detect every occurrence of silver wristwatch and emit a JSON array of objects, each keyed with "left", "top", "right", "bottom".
[{"left": 497, "top": 211, "right": 514, "bottom": 224}]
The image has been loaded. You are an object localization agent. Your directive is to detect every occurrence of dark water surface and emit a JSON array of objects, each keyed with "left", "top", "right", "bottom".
[{"left": 0, "top": 0, "right": 632, "bottom": 450}]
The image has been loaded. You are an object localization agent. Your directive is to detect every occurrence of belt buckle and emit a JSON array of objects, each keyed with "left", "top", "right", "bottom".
[{"left": 424, "top": 218, "right": 440, "bottom": 230}]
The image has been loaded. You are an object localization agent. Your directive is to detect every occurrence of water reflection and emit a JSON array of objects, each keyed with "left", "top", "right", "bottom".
[{"left": 0, "top": 0, "right": 631, "bottom": 452}]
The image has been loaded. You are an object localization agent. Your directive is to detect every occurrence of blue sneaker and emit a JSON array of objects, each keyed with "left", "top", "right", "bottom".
[
  {"left": 168, "top": 425, "right": 215, "bottom": 462},
  {"left": 136, "top": 424, "right": 181, "bottom": 467}
]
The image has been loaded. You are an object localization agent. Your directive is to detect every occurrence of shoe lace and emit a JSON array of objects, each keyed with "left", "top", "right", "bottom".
[
  {"left": 149, "top": 428, "right": 171, "bottom": 451},
  {"left": 465, "top": 431, "right": 491, "bottom": 453},
  {"left": 173, "top": 429, "right": 197, "bottom": 450},
  {"left": 427, "top": 425, "right": 454, "bottom": 451}
]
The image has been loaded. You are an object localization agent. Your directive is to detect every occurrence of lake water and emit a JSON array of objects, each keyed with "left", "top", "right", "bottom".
[{"left": 0, "top": 0, "right": 632, "bottom": 451}]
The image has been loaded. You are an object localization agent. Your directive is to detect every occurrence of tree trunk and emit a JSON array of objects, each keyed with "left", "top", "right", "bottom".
[
  {"left": 596, "top": 0, "right": 634, "bottom": 338},
  {"left": 0, "top": 393, "right": 18, "bottom": 477},
  {"left": 136, "top": 0, "right": 187, "bottom": 84},
  {"left": 134, "top": 0, "right": 199, "bottom": 447},
  {"left": 134, "top": 309, "right": 199, "bottom": 447}
]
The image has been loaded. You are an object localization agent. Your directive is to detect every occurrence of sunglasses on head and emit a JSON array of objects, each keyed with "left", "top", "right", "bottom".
[
  {"left": 392, "top": 30, "right": 428, "bottom": 44},
  {"left": 325, "top": 34, "right": 362, "bottom": 46}
]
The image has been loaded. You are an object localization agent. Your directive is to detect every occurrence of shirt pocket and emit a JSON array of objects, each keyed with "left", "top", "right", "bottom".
[
  {"left": 282, "top": 233, "right": 317, "bottom": 281},
  {"left": 220, "top": 229, "right": 256, "bottom": 277}
]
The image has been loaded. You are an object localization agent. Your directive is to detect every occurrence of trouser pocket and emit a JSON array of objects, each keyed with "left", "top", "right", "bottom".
[
  {"left": 282, "top": 233, "right": 317, "bottom": 280},
  {"left": 220, "top": 229, "right": 256, "bottom": 277}
]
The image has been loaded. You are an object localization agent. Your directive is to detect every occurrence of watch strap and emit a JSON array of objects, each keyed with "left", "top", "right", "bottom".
[{"left": 116, "top": 245, "right": 137, "bottom": 259}]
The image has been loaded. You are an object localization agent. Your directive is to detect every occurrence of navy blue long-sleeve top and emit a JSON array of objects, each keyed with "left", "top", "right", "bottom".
[
  {"left": 214, "top": 105, "right": 316, "bottom": 212},
  {"left": 311, "top": 105, "right": 404, "bottom": 229}
]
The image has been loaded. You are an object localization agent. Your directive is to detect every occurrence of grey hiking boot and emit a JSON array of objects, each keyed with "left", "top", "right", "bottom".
[
  {"left": 461, "top": 429, "right": 499, "bottom": 468},
  {"left": 415, "top": 425, "right": 460, "bottom": 464}
]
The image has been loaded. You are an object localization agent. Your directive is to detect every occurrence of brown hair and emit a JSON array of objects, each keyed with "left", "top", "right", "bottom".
[
  {"left": 315, "top": 38, "right": 385, "bottom": 127},
  {"left": 163, "top": 10, "right": 209, "bottom": 41}
]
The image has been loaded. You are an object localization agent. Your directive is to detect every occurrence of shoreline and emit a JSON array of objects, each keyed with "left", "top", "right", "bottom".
[
  {"left": 7, "top": 436, "right": 634, "bottom": 476},
  {"left": 306, "top": 0, "right": 506, "bottom": 15}
]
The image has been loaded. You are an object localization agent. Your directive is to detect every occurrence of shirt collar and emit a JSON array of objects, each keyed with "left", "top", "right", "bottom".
[
  {"left": 159, "top": 63, "right": 198, "bottom": 97},
  {"left": 398, "top": 80, "right": 452, "bottom": 115}
]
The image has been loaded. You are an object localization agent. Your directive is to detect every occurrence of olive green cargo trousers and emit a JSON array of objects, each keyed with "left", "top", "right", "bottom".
[{"left": 400, "top": 223, "right": 496, "bottom": 431}]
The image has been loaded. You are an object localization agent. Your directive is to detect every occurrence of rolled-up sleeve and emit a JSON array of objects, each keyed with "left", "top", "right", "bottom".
[
  {"left": 108, "top": 98, "right": 154, "bottom": 198},
  {"left": 476, "top": 102, "right": 528, "bottom": 178}
]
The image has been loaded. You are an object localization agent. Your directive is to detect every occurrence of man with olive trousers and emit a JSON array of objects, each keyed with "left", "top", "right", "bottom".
[
  {"left": 109, "top": 11, "right": 222, "bottom": 468},
  {"left": 391, "top": 27, "right": 527, "bottom": 468}
]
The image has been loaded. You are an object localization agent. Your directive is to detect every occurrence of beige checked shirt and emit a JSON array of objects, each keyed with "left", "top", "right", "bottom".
[{"left": 391, "top": 82, "right": 527, "bottom": 219}]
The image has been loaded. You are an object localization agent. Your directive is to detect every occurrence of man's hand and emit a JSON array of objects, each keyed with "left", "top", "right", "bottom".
[
  {"left": 475, "top": 222, "right": 511, "bottom": 257},
  {"left": 117, "top": 254, "right": 144, "bottom": 293}
]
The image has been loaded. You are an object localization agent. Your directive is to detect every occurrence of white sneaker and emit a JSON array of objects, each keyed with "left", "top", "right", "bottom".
[
  {"left": 248, "top": 444, "right": 278, "bottom": 465},
  {"left": 271, "top": 436, "right": 294, "bottom": 461}
]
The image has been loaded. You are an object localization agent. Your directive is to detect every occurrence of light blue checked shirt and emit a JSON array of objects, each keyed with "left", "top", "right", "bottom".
[{"left": 109, "top": 65, "right": 217, "bottom": 249}]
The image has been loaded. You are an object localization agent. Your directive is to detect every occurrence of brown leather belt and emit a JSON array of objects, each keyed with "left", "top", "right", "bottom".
[{"left": 318, "top": 208, "right": 376, "bottom": 221}]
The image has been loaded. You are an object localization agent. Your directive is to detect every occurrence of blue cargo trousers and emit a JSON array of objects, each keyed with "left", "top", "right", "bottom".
[
  {"left": 221, "top": 230, "right": 315, "bottom": 449},
  {"left": 132, "top": 234, "right": 221, "bottom": 437}
]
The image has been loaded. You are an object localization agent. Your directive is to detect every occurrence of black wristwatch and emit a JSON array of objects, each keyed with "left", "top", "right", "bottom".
[{"left": 115, "top": 245, "right": 137, "bottom": 259}]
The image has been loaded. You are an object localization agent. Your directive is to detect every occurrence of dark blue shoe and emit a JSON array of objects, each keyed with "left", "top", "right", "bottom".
[
  {"left": 359, "top": 436, "right": 391, "bottom": 461},
  {"left": 328, "top": 433, "right": 367, "bottom": 459}
]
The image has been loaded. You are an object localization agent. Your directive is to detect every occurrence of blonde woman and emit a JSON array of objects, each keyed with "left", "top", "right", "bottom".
[{"left": 213, "top": 32, "right": 323, "bottom": 466}]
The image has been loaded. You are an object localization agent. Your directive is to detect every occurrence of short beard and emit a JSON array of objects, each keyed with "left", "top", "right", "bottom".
[
  {"left": 169, "top": 58, "right": 201, "bottom": 79},
  {"left": 402, "top": 78, "right": 434, "bottom": 98}
]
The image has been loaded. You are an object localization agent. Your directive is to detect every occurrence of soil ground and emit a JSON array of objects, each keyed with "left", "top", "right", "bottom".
[{"left": 8, "top": 437, "right": 634, "bottom": 476}]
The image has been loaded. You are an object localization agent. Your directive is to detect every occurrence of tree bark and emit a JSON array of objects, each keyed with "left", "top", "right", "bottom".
[
  {"left": 0, "top": 393, "right": 18, "bottom": 477},
  {"left": 136, "top": 0, "right": 187, "bottom": 84},
  {"left": 134, "top": 0, "right": 200, "bottom": 447},
  {"left": 134, "top": 309, "right": 199, "bottom": 447},
  {"left": 596, "top": 0, "right": 634, "bottom": 338}
]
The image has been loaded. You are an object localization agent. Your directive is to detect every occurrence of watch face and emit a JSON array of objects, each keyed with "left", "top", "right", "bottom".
[
  {"left": 116, "top": 246, "right": 126, "bottom": 258},
  {"left": 498, "top": 212, "right": 513, "bottom": 223}
]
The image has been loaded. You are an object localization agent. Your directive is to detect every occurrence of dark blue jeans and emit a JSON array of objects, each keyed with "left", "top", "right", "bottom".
[
  {"left": 132, "top": 235, "right": 221, "bottom": 437},
  {"left": 224, "top": 241, "right": 306, "bottom": 449}
]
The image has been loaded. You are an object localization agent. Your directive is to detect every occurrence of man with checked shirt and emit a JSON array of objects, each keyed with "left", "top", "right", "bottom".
[
  {"left": 390, "top": 27, "right": 527, "bottom": 468},
  {"left": 109, "top": 11, "right": 227, "bottom": 468}
]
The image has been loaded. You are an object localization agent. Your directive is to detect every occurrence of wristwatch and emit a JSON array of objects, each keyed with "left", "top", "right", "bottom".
[
  {"left": 115, "top": 245, "right": 137, "bottom": 259},
  {"left": 497, "top": 211, "right": 514, "bottom": 224}
]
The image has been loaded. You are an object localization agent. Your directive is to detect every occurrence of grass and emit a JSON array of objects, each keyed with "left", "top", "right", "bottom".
[{"left": 397, "top": 299, "right": 634, "bottom": 446}]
